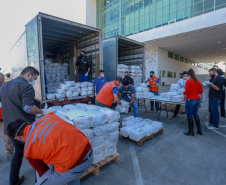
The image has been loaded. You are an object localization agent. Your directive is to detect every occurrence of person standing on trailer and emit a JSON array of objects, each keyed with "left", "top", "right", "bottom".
[
  {"left": 119, "top": 78, "right": 138, "bottom": 117},
  {"left": 94, "top": 70, "right": 107, "bottom": 96},
  {"left": 95, "top": 76, "right": 122, "bottom": 107},
  {"left": 123, "top": 71, "right": 134, "bottom": 85},
  {"left": 0, "top": 66, "right": 48, "bottom": 185},
  {"left": 75, "top": 51, "right": 91, "bottom": 82},
  {"left": 0, "top": 73, "right": 14, "bottom": 159},
  {"left": 6, "top": 112, "right": 93, "bottom": 185},
  {"left": 145, "top": 71, "right": 160, "bottom": 112},
  {"left": 170, "top": 71, "right": 188, "bottom": 119}
]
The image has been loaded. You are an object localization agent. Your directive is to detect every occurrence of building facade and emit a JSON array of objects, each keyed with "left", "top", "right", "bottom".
[{"left": 95, "top": 0, "right": 226, "bottom": 85}]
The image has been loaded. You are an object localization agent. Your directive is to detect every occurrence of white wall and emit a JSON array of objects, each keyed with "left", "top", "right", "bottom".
[
  {"left": 158, "top": 48, "right": 208, "bottom": 85},
  {"left": 86, "top": 0, "right": 96, "bottom": 27}
]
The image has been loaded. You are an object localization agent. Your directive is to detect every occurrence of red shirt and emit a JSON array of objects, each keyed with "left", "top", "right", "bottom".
[{"left": 184, "top": 78, "right": 203, "bottom": 99}]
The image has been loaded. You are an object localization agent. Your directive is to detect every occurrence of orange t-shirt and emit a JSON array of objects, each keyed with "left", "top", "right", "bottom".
[{"left": 24, "top": 112, "right": 89, "bottom": 173}]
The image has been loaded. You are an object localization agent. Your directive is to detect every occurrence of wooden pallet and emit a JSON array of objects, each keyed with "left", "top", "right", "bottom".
[
  {"left": 80, "top": 153, "right": 120, "bottom": 179},
  {"left": 119, "top": 128, "right": 164, "bottom": 147}
]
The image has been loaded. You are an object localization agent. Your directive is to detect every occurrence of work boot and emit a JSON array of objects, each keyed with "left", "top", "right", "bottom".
[
  {"left": 194, "top": 116, "right": 202, "bottom": 135},
  {"left": 11, "top": 176, "right": 25, "bottom": 185},
  {"left": 184, "top": 115, "right": 194, "bottom": 136}
]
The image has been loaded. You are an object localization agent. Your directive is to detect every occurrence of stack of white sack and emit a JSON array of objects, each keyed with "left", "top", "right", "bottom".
[
  {"left": 120, "top": 116, "right": 163, "bottom": 141},
  {"left": 178, "top": 88, "right": 185, "bottom": 95},
  {"left": 115, "top": 100, "right": 130, "bottom": 113},
  {"left": 45, "top": 59, "right": 70, "bottom": 99},
  {"left": 167, "top": 92, "right": 179, "bottom": 100},
  {"left": 48, "top": 103, "right": 120, "bottom": 164},
  {"left": 135, "top": 87, "right": 143, "bottom": 98},
  {"left": 117, "top": 64, "right": 129, "bottom": 78},
  {"left": 129, "top": 66, "right": 143, "bottom": 87}
]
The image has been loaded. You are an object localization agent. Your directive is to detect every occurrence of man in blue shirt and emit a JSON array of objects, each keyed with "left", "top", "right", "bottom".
[
  {"left": 119, "top": 78, "right": 138, "bottom": 117},
  {"left": 94, "top": 70, "right": 107, "bottom": 96}
]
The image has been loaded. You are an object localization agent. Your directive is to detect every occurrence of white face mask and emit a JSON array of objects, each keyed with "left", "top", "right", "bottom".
[
  {"left": 28, "top": 78, "right": 35, "bottom": 86},
  {"left": 183, "top": 77, "right": 188, "bottom": 80},
  {"left": 101, "top": 74, "right": 104, "bottom": 77}
]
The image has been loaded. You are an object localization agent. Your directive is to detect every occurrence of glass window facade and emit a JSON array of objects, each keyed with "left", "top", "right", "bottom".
[{"left": 97, "top": 0, "right": 226, "bottom": 38}]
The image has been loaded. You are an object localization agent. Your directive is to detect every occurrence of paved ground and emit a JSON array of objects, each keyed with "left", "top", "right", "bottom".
[{"left": 0, "top": 86, "right": 226, "bottom": 185}]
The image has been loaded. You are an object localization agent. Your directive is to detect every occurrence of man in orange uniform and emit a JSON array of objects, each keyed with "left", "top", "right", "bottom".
[
  {"left": 95, "top": 76, "right": 122, "bottom": 107},
  {"left": 145, "top": 71, "right": 160, "bottom": 112},
  {"left": 7, "top": 112, "right": 93, "bottom": 185}
]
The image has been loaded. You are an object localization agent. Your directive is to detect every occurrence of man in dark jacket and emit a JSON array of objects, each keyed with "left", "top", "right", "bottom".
[
  {"left": 75, "top": 51, "right": 91, "bottom": 82},
  {"left": 123, "top": 71, "right": 134, "bottom": 85}
]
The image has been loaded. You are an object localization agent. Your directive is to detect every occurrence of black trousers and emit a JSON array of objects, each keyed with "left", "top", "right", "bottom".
[
  {"left": 220, "top": 89, "right": 225, "bottom": 117},
  {"left": 173, "top": 104, "right": 181, "bottom": 116},
  {"left": 10, "top": 139, "right": 24, "bottom": 185}
]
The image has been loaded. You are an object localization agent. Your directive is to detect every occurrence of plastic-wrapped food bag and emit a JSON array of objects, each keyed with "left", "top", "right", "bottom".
[
  {"left": 55, "top": 93, "right": 65, "bottom": 99},
  {"left": 160, "top": 93, "right": 168, "bottom": 98},
  {"left": 91, "top": 111, "right": 108, "bottom": 127},
  {"left": 80, "top": 129, "right": 94, "bottom": 140},
  {"left": 129, "top": 128, "right": 146, "bottom": 142},
  {"left": 106, "top": 122, "right": 120, "bottom": 132},
  {"left": 122, "top": 116, "right": 135, "bottom": 122},
  {"left": 66, "top": 91, "right": 73, "bottom": 98},
  {"left": 172, "top": 95, "right": 184, "bottom": 102},
  {"left": 87, "top": 82, "right": 93, "bottom": 87},
  {"left": 69, "top": 87, "right": 76, "bottom": 91},
  {"left": 106, "top": 131, "right": 119, "bottom": 142},
  {"left": 92, "top": 152, "right": 105, "bottom": 164},
  {"left": 121, "top": 118, "right": 137, "bottom": 127},
  {"left": 73, "top": 115, "right": 93, "bottom": 130},
  {"left": 72, "top": 92, "right": 79, "bottom": 97},
  {"left": 92, "top": 143, "right": 106, "bottom": 155},
  {"left": 61, "top": 84, "right": 69, "bottom": 90},
  {"left": 81, "top": 91, "right": 88, "bottom": 96},
  {"left": 92, "top": 125, "right": 107, "bottom": 136},
  {"left": 105, "top": 141, "right": 117, "bottom": 157},
  {"left": 56, "top": 89, "right": 65, "bottom": 94},
  {"left": 74, "top": 83, "right": 81, "bottom": 88},
  {"left": 88, "top": 86, "right": 94, "bottom": 91},
  {"left": 86, "top": 105, "right": 101, "bottom": 111},
  {"left": 48, "top": 106, "right": 63, "bottom": 113},
  {"left": 90, "top": 135, "right": 105, "bottom": 146},
  {"left": 47, "top": 94, "right": 55, "bottom": 100},
  {"left": 120, "top": 125, "right": 137, "bottom": 137},
  {"left": 170, "top": 84, "right": 180, "bottom": 91},
  {"left": 60, "top": 117, "right": 74, "bottom": 125},
  {"left": 76, "top": 88, "right": 81, "bottom": 94},
  {"left": 88, "top": 90, "right": 94, "bottom": 95},
  {"left": 99, "top": 108, "right": 120, "bottom": 123},
  {"left": 136, "top": 87, "right": 143, "bottom": 92},
  {"left": 65, "top": 81, "right": 75, "bottom": 86},
  {"left": 143, "top": 124, "right": 155, "bottom": 136},
  {"left": 152, "top": 121, "right": 163, "bottom": 132},
  {"left": 55, "top": 109, "right": 69, "bottom": 118}
]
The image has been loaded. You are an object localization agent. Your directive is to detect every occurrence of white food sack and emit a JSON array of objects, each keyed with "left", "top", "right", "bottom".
[
  {"left": 61, "top": 84, "right": 69, "bottom": 90},
  {"left": 47, "top": 94, "right": 55, "bottom": 100},
  {"left": 93, "top": 125, "right": 107, "bottom": 136},
  {"left": 73, "top": 116, "right": 93, "bottom": 130},
  {"left": 92, "top": 152, "right": 105, "bottom": 164},
  {"left": 87, "top": 82, "right": 93, "bottom": 87},
  {"left": 55, "top": 110, "right": 69, "bottom": 117},
  {"left": 90, "top": 135, "right": 106, "bottom": 146},
  {"left": 106, "top": 122, "right": 120, "bottom": 132},
  {"left": 55, "top": 93, "right": 65, "bottom": 99},
  {"left": 56, "top": 89, "right": 65, "bottom": 94},
  {"left": 48, "top": 106, "right": 63, "bottom": 113},
  {"left": 72, "top": 92, "right": 79, "bottom": 97},
  {"left": 69, "top": 87, "right": 76, "bottom": 91},
  {"left": 143, "top": 124, "right": 154, "bottom": 136},
  {"left": 122, "top": 116, "right": 135, "bottom": 122},
  {"left": 160, "top": 93, "right": 168, "bottom": 98},
  {"left": 66, "top": 91, "right": 73, "bottom": 98},
  {"left": 86, "top": 105, "right": 101, "bottom": 111},
  {"left": 88, "top": 86, "right": 94, "bottom": 91},
  {"left": 76, "top": 88, "right": 81, "bottom": 94},
  {"left": 129, "top": 128, "right": 146, "bottom": 142},
  {"left": 63, "top": 104, "right": 76, "bottom": 110},
  {"left": 136, "top": 87, "right": 143, "bottom": 92},
  {"left": 92, "top": 144, "right": 106, "bottom": 155},
  {"left": 170, "top": 84, "right": 180, "bottom": 91},
  {"left": 140, "top": 83, "right": 147, "bottom": 88},
  {"left": 91, "top": 111, "right": 107, "bottom": 127},
  {"left": 105, "top": 141, "right": 117, "bottom": 157},
  {"left": 88, "top": 90, "right": 94, "bottom": 95},
  {"left": 172, "top": 95, "right": 184, "bottom": 102},
  {"left": 81, "top": 87, "right": 88, "bottom": 91},
  {"left": 81, "top": 91, "right": 88, "bottom": 96},
  {"left": 65, "top": 81, "right": 75, "bottom": 86},
  {"left": 120, "top": 125, "right": 137, "bottom": 137},
  {"left": 99, "top": 108, "right": 120, "bottom": 123},
  {"left": 143, "top": 88, "right": 149, "bottom": 92},
  {"left": 60, "top": 117, "right": 74, "bottom": 125},
  {"left": 151, "top": 121, "right": 163, "bottom": 133},
  {"left": 106, "top": 131, "right": 119, "bottom": 142},
  {"left": 80, "top": 129, "right": 94, "bottom": 140}
]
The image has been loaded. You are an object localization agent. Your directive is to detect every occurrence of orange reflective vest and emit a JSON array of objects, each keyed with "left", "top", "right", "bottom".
[
  {"left": 23, "top": 112, "right": 89, "bottom": 173},
  {"left": 96, "top": 81, "right": 117, "bottom": 107},
  {"left": 0, "top": 102, "right": 3, "bottom": 119},
  {"left": 149, "top": 76, "right": 159, "bottom": 91}
]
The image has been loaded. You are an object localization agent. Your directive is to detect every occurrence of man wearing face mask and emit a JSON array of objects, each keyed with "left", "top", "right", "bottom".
[
  {"left": 170, "top": 71, "right": 188, "bottom": 119},
  {"left": 123, "top": 71, "right": 134, "bottom": 85},
  {"left": 94, "top": 70, "right": 107, "bottom": 96},
  {"left": 0, "top": 66, "right": 47, "bottom": 185},
  {"left": 75, "top": 51, "right": 90, "bottom": 82},
  {"left": 0, "top": 73, "right": 14, "bottom": 159},
  {"left": 95, "top": 76, "right": 122, "bottom": 107},
  {"left": 207, "top": 68, "right": 224, "bottom": 129},
  {"left": 145, "top": 71, "right": 160, "bottom": 112}
]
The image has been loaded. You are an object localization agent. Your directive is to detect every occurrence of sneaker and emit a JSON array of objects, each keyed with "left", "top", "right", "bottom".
[
  {"left": 204, "top": 122, "right": 213, "bottom": 127},
  {"left": 148, "top": 109, "right": 154, "bottom": 113},
  {"left": 207, "top": 126, "right": 219, "bottom": 130}
]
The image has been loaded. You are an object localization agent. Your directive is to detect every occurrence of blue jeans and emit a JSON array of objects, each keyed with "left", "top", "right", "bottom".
[
  {"left": 122, "top": 98, "right": 138, "bottom": 117},
  {"left": 185, "top": 99, "right": 200, "bottom": 117},
  {"left": 79, "top": 73, "right": 89, "bottom": 82},
  {"left": 209, "top": 98, "right": 221, "bottom": 128},
  {"left": 10, "top": 139, "right": 24, "bottom": 184},
  {"left": 185, "top": 99, "right": 201, "bottom": 118},
  {"left": 36, "top": 150, "right": 93, "bottom": 185},
  {"left": 150, "top": 91, "right": 159, "bottom": 111},
  {"left": 95, "top": 100, "right": 109, "bottom": 107}
]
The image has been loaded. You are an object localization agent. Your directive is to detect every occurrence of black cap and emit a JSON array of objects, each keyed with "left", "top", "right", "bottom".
[{"left": 122, "top": 78, "right": 130, "bottom": 86}]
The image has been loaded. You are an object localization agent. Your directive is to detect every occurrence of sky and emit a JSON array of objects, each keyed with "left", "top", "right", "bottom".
[{"left": 0, "top": 0, "right": 86, "bottom": 73}]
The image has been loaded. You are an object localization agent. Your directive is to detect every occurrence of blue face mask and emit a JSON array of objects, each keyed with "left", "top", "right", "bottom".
[{"left": 28, "top": 78, "right": 35, "bottom": 86}]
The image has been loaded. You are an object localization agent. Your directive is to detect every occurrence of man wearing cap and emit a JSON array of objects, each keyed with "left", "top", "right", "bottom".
[
  {"left": 123, "top": 71, "right": 134, "bottom": 85},
  {"left": 119, "top": 78, "right": 138, "bottom": 117}
]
